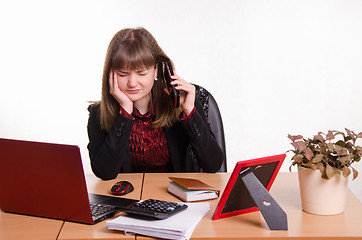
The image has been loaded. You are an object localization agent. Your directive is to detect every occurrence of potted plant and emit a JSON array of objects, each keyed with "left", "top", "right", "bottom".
[{"left": 288, "top": 128, "right": 362, "bottom": 215}]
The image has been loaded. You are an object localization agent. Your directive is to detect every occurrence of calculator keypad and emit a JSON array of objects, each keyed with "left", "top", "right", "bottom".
[{"left": 123, "top": 199, "right": 188, "bottom": 219}]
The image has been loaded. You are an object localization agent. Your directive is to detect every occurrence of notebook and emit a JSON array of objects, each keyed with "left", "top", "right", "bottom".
[
  {"left": 167, "top": 177, "right": 219, "bottom": 202},
  {"left": 0, "top": 138, "right": 138, "bottom": 224}
]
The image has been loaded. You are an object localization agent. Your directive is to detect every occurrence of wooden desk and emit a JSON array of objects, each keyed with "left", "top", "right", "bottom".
[
  {"left": 57, "top": 173, "right": 143, "bottom": 240},
  {"left": 0, "top": 211, "right": 63, "bottom": 240},
  {"left": 2, "top": 172, "right": 362, "bottom": 240},
  {"left": 141, "top": 172, "right": 362, "bottom": 239}
]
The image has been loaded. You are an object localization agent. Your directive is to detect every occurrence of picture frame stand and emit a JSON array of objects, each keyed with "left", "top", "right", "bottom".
[{"left": 240, "top": 168, "right": 288, "bottom": 230}]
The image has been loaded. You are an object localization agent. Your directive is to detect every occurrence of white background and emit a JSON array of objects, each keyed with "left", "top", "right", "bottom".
[{"left": 1, "top": 0, "right": 361, "bottom": 201}]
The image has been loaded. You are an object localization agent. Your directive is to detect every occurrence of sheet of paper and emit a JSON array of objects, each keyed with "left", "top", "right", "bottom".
[{"left": 106, "top": 202, "right": 210, "bottom": 240}]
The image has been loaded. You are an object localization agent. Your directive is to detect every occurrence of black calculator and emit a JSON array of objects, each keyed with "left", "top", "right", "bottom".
[{"left": 122, "top": 199, "right": 188, "bottom": 220}]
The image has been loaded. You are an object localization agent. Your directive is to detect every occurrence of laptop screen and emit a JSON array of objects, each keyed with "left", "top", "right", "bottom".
[{"left": 0, "top": 138, "right": 94, "bottom": 224}]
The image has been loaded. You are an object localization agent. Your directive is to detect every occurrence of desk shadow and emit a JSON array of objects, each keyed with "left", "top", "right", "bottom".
[
  {"left": 239, "top": 218, "right": 263, "bottom": 228},
  {"left": 215, "top": 212, "right": 265, "bottom": 229}
]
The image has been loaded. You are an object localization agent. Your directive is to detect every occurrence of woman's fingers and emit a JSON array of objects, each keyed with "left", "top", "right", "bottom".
[
  {"left": 109, "top": 70, "right": 114, "bottom": 92},
  {"left": 170, "top": 74, "right": 195, "bottom": 115}
]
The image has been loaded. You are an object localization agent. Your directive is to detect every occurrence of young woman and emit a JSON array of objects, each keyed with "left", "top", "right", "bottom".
[{"left": 87, "top": 27, "right": 225, "bottom": 180}]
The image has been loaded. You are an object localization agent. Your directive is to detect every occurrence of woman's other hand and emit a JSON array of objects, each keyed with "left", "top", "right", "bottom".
[{"left": 109, "top": 70, "right": 133, "bottom": 114}]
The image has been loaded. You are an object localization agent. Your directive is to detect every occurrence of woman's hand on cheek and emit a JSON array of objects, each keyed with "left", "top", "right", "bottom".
[
  {"left": 109, "top": 70, "right": 133, "bottom": 114},
  {"left": 171, "top": 74, "right": 195, "bottom": 116}
]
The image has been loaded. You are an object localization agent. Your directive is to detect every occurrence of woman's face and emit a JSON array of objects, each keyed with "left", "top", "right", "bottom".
[{"left": 115, "top": 65, "right": 157, "bottom": 105}]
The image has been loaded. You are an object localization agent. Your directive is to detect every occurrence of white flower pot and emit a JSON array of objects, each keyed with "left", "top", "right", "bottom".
[{"left": 298, "top": 167, "right": 348, "bottom": 215}]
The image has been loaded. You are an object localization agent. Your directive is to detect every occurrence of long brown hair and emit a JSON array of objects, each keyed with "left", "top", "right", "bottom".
[{"left": 99, "top": 27, "right": 180, "bottom": 131}]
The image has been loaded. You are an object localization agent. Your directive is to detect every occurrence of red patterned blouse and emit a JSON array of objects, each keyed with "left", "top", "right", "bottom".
[{"left": 120, "top": 106, "right": 195, "bottom": 172}]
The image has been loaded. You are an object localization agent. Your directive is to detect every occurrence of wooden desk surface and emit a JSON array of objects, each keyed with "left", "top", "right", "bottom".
[
  {"left": 0, "top": 211, "right": 63, "bottom": 240},
  {"left": 57, "top": 173, "right": 143, "bottom": 240},
  {"left": 141, "top": 172, "right": 362, "bottom": 240},
  {"left": 2, "top": 172, "right": 362, "bottom": 240}
]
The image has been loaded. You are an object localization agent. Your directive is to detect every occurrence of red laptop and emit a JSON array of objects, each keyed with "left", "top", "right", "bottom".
[{"left": 0, "top": 138, "right": 137, "bottom": 224}]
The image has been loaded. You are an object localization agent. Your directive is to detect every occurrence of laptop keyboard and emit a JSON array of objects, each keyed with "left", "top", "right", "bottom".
[{"left": 90, "top": 203, "right": 115, "bottom": 217}]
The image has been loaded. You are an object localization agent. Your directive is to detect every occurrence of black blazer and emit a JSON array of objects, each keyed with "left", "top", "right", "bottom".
[{"left": 87, "top": 95, "right": 225, "bottom": 180}]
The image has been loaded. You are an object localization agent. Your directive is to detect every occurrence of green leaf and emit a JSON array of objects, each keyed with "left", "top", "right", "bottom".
[
  {"left": 345, "top": 128, "right": 356, "bottom": 142},
  {"left": 312, "top": 154, "right": 323, "bottom": 163},
  {"left": 288, "top": 134, "right": 304, "bottom": 142},
  {"left": 356, "top": 146, "right": 362, "bottom": 155},
  {"left": 342, "top": 166, "right": 351, "bottom": 178},
  {"left": 291, "top": 141, "right": 306, "bottom": 151},
  {"left": 303, "top": 147, "right": 314, "bottom": 161},
  {"left": 318, "top": 164, "right": 325, "bottom": 174},
  {"left": 335, "top": 140, "right": 345, "bottom": 147},
  {"left": 326, "top": 164, "right": 334, "bottom": 179},
  {"left": 344, "top": 136, "right": 352, "bottom": 142},
  {"left": 308, "top": 162, "right": 320, "bottom": 170},
  {"left": 313, "top": 134, "right": 325, "bottom": 143},
  {"left": 298, "top": 165, "right": 302, "bottom": 172},
  {"left": 327, "top": 143, "right": 335, "bottom": 152},
  {"left": 345, "top": 142, "right": 353, "bottom": 149},
  {"left": 337, "top": 148, "right": 348, "bottom": 156},
  {"left": 339, "top": 155, "right": 352, "bottom": 164},
  {"left": 352, "top": 167, "right": 359, "bottom": 180},
  {"left": 292, "top": 154, "right": 303, "bottom": 164},
  {"left": 326, "top": 131, "right": 335, "bottom": 141}
]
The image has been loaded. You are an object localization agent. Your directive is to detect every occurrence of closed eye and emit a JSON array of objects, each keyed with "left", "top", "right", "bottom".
[
  {"left": 116, "top": 69, "right": 149, "bottom": 77},
  {"left": 116, "top": 71, "right": 128, "bottom": 77},
  {"left": 137, "top": 70, "right": 148, "bottom": 76}
]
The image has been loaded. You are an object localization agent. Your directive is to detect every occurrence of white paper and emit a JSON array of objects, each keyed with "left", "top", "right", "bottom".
[{"left": 106, "top": 202, "right": 210, "bottom": 240}]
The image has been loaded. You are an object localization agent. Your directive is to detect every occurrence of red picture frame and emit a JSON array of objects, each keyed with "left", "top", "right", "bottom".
[{"left": 212, "top": 154, "right": 286, "bottom": 220}]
